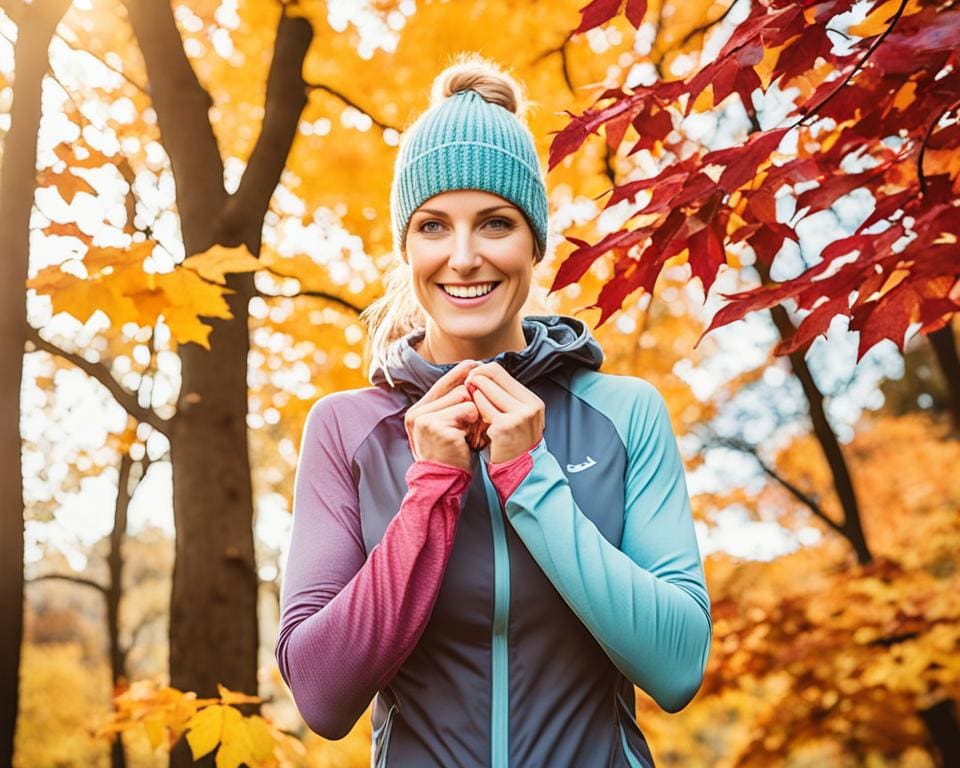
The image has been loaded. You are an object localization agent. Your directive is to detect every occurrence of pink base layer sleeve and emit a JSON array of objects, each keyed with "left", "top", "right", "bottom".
[{"left": 275, "top": 397, "right": 472, "bottom": 740}]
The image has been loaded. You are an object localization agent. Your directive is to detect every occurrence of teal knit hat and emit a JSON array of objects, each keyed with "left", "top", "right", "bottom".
[{"left": 390, "top": 87, "right": 548, "bottom": 257}]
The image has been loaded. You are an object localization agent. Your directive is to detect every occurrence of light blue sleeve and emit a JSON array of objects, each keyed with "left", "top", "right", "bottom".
[{"left": 492, "top": 378, "right": 712, "bottom": 713}]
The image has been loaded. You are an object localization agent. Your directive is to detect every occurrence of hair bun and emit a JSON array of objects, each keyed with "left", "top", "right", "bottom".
[{"left": 429, "top": 52, "right": 526, "bottom": 119}]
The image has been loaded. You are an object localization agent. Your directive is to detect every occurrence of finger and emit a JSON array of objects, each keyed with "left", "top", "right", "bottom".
[
  {"left": 438, "top": 400, "right": 482, "bottom": 430},
  {"left": 470, "top": 387, "right": 498, "bottom": 422},
  {"left": 467, "top": 373, "right": 518, "bottom": 414},
  {"left": 422, "top": 359, "right": 482, "bottom": 404},
  {"left": 467, "top": 362, "right": 533, "bottom": 403},
  {"left": 416, "top": 384, "right": 471, "bottom": 415}
]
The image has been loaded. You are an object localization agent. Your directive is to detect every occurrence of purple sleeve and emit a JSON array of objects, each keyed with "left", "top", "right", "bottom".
[{"left": 275, "top": 395, "right": 472, "bottom": 739}]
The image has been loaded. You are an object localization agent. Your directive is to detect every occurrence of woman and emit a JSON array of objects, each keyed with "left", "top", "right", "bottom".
[{"left": 275, "top": 52, "right": 712, "bottom": 768}]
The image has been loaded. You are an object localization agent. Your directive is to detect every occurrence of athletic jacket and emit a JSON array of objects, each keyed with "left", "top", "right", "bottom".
[{"left": 275, "top": 314, "right": 712, "bottom": 767}]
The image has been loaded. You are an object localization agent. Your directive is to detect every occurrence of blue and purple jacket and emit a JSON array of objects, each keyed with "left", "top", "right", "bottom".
[{"left": 275, "top": 314, "right": 712, "bottom": 767}]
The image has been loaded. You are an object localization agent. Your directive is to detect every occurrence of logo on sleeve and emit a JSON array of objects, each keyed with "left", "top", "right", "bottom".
[{"left": 566, "top": 456, "right": 597, "bottom": 473}]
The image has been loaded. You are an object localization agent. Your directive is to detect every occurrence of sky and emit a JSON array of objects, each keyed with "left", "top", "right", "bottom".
[{"left": 4, "top": 0, "right": 916, "bottom": 576}]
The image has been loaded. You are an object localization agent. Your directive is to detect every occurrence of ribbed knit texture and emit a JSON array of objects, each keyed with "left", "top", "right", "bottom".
[{"left": 390, "top": 88, "right": 549, "bottom": 255}]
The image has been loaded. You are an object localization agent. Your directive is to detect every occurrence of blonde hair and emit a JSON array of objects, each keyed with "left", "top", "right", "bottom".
[{"left": 361, "top": 52, "right": 547, "bottom": 387}]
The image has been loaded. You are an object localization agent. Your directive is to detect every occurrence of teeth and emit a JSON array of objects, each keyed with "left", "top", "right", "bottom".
[{"left": 442, "top": 282, "right": 497, "bottom": 298}]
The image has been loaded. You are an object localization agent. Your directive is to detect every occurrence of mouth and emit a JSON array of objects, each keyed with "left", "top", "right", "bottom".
[{"left": 437, "top": 281, "right": 503, "bottom": 307}]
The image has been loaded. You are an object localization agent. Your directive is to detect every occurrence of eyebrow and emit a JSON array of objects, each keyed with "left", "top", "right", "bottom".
[{"left": 414, "top": 204, "right": 518, "bottom": 216}]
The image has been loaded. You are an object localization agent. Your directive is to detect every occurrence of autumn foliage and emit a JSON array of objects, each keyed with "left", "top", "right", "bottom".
[
  {"left": 553, "top": 0, "right": 960, "bottom": 360},
  {"left": 8, "top": 0, "right": 960, "bottom": 766}
]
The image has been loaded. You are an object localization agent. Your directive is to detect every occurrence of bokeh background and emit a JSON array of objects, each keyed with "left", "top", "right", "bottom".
[{"left": 2, "top": 0, "right": 958, "bottom": 766}]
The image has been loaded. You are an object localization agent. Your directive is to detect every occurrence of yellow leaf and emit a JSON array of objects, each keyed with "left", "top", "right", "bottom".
[
  {"left": 891, "top": 80, "right": 916, "bottom": 112},
  {"left": 35, "top": 168, "right": 98, "bottom": 204},
  {"left": 848, "top": 0, "right": 922, "bottom": 38},
  {"left": 48, "top": 276, "right": 142, "bottom": 328},
  {"left": 143, "top": 714, "right": 167, "bottom": 750},
  {"left": 162, "top": 305, "right": 217, "bottom": 349},
  {"left": 244, "top": 715, "right": 277, "bottom": 761},
  {"left": 756, "top": 36, "right": 796, "bottom": 90},
  {"left": 25, "top": 263, "right": 82, "bottom": 294},
  {"left": 151, "top": 267, "right": 235, "bottom": 347},
  {"left": 84, "top": 241, "right": 154, "bottom": 277},
  {"left": 215, "top": 707, "right": 251, "bottom": 768},
  {"left": 185, "top": 704, "right": 226, "bottom": 760},
  {"left": 182, "top": 244, "right": 264, "bottom": 285}
]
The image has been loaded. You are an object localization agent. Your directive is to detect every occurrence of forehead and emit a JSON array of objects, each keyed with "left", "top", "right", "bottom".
[{"left": 415, "top": 189, "right": 517, "bottom": 215}]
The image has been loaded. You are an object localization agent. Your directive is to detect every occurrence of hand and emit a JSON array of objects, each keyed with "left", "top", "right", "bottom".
[
  {"left": 464, "top": 362, "right": 545, "bottom": 464},
  {"left": 404, "top": 359, "right": 484, "bottom": 472}
]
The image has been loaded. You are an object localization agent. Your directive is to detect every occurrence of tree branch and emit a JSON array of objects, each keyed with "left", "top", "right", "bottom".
[
  {"left": 123, "top": 0, "right": 227, "bottom": 241},
  {"left": 53, "top": 30, "right": 149, "bottom": 95},
  {"left": 709, "top": 434, "right": 849, "bottom": 538},
  {"left": 305, "top": 82, "right": 399, "bottom": 132},
  {"left": 253, "top": 284, "right": 365, "bottom": 314},
  {"left": 225, "top": 7, "right": 315, "bottom": 245},
  {"left": 26, "top": 572, "right": 108, "bottom": 595},
  {"left": 918, "top": 96, "right": 960, "bottom": 198},
  {"left": 531, "top": 32, "right": 575, "bottom": 94},
  {"left": 794, "top": 0, "right": 909, "bottom": 129},
  {"left": 672, "top": 0, "right": 740, "bottom": 54},
  {"left": 24, "top": 326, "right": 171, "bottom": 435}
]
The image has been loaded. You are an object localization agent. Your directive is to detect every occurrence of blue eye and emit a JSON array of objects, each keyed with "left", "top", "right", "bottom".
[{"left": 416, "top": 216, "right": 514, "bottom": 233}]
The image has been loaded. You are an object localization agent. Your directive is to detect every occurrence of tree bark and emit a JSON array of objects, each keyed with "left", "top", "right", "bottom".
[
  {"left": 0, "top": 1, "right": 74, "bottom": 765},
  {"left": 918, "top": 699, "right": 960, "bottom": 768},
  {"left": 927, "top": 322, "right": 960, "bottom": 437},
  {"left": 755, "top": 260, "right": 872, "bottom": 565},
  {"left": 108, "top": 452, "right": 133, "bottom": 768},
  {"left": 121, "top": 3, "right": 313, "bottom": 765}
]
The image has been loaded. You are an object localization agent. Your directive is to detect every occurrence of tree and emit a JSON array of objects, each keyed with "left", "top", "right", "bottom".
[
  {"left": 0, "top": 3, "right": 74, "bottom": 766},
  {"left": 549, "top": 0, "right": 960, "bottom": 427}
]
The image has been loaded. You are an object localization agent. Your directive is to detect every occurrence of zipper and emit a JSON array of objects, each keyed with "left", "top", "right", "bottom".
[
  {"left": 615, "top": 690, "right": 651, "bottom": 768},
  {"left": 479, "top": 453, "right": 510, "bottom": 768},
  {"left": 618, "top": 721, "right": 645, "bottom": 768},
  {"left": 373, "top": 701, "right": 398, "bottom": 768}
]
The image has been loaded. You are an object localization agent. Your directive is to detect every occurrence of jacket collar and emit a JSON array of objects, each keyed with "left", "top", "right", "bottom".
[{"left": 371, "top": 314, "right": 604, "bottom": 403}]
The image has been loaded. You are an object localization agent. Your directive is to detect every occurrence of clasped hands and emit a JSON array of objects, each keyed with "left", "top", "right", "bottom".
[{"left": 462, "top": 362, "right": 545, "bottom": 464}]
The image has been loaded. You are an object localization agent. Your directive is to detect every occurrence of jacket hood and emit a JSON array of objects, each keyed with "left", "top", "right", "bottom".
[{"left": 370, "top": 314, "right": 604, "bottom": 403}]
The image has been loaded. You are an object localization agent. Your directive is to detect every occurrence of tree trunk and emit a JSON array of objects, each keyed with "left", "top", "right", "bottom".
[
  {"left": 0, "top": 2, "right": 73, "bottom": 765},
  {"left": 919, "top": 698, "right": 960, "bottom": 768},
  {"left": 927, "top": 322, "right": 960, "bottom": 437},
  {"left": 167, "top": 272, "right": 261, "bottom": 768},
  {"left": 755, "top": 260, "right": 872, "bottom": 564},
  {"left": 108, "top": 453, "right": 133, "bottom": 768}
]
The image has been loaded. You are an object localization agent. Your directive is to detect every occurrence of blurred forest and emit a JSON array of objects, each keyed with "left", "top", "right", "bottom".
[{"left": 1, "top": 0, "right": 957, "bottom": 767}]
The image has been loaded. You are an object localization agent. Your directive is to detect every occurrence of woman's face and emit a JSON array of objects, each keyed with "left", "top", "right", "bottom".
[{"left": 403, "top": 189, "right": 535, "bottom": 353}]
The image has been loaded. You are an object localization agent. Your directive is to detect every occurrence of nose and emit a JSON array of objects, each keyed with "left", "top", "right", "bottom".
[{"left": 447, "top": 225, "right": 482, "bottom": 273}]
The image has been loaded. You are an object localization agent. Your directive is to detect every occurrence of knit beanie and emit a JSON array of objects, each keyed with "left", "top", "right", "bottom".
[{"left": 389, "top": 87, "right": 549, "bottom": 258}]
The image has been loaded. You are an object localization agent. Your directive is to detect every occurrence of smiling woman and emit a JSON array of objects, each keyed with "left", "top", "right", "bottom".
[
  {"left": 359, "top": 52, "right": 549, "bottom": 379},
  {"left": 402, "top": 188, "right": 537, "bottom": 364},
  {"left": 276, "top": 50, "right": 712, "bottom": 768}
]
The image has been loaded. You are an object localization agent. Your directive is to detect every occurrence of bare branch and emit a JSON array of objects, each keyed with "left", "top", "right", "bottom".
[
  {"left": 24, "top": 326, "right": 171, "bottom": 435},
  {"left": 708, "top": 433, "right": 848, "bottom": 538},
  {"left": 26, "top": 572, "right": 108, "bottom": 595},
  {"left": 671, "top": 0, "right": 740, "bottom": 53},
  {"left": 531, "top": 32, "right": 575, "bottom": 94},
  {"left": 306, "top": 82, "right": 399, "bottom": 132}
]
